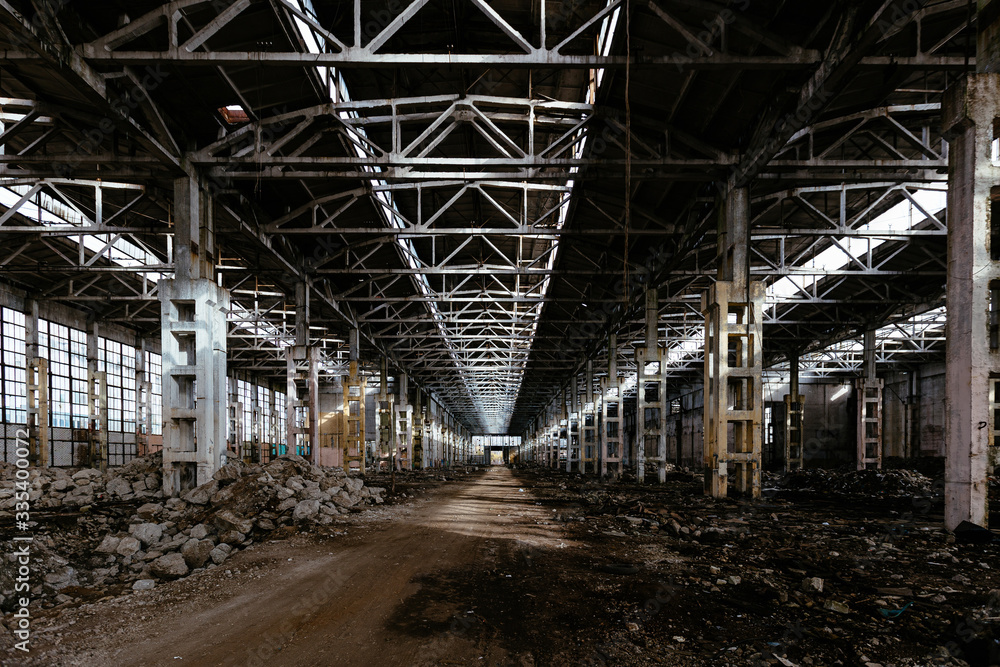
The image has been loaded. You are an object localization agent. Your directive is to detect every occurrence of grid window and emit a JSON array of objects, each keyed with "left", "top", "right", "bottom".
[
  {"left": 37, "top": 320, "right": 88, "bottom": 465},
  {"left": 99, "top": 338, "right": 137, "bottom": 433},
  {"left": 38, "top": 320, "right": 88, "bottom": 430},
  {"left": 99, "top": 337, "right": 138, "bottom": 466},
  {"left": 2, "top": 308, "right": 26, "bottom": 426}
]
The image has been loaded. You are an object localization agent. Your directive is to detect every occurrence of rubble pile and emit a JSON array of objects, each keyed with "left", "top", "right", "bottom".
[
  {"left": 0, "top": 453, "right": 385, "bottom": 606},
  {"left": 0, "top": 453, "right": 164, "bottom": 510},
  {"left": 768, "top": 467, "right": 940, "bottom": 498}
]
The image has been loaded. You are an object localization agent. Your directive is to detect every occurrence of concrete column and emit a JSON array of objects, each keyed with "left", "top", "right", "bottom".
[
  {"left": 376, "top": 357, "right": 394, "bottom": 472},
  {"left": 905, "top": 369, "right": 920, "bottom": 459},
  {"left": 784, "top": 350, "right": 804, "bottom": 471},
  {"left": 582, "top": 359, "right": 597, "bottom": 474},
  {"left": 395, "top": 372, "right": 412, "bottom": 470},
  {"left": 341, "top": 352, "right": 366, "bottom": 474},
  {"left": 561, "top": 386, "right": 570, "bottom": 471},
  {"left": 856, "top": 329, "right": 883, "bottom": 470},
  {"left": 600, "top": 333, "right": 622, "bottom": 478},
  {"left": 286, "top": 284, "right": 319, "bottom": 465},
  {"left": 943, "top": 61, "right": 1000, "bottom": 528},
  {"left": 160, "top": 278, "right": 229, "bottom": 495},
  {"left": 161, "top": 176, "right": 228, "bottom": 495},
  {"left": 85, "top": 321, "right": 107, "bottom": 469},
  {"left": 703, "top": 186, "right": 763, "bottom": 498},
  {"left": 411, "top": 388, "right": 423, "bottom": 470},
  {"left": 135, "top": 343, "right": 150, "bottom": 458},
  {"left": 24, "top": 301, "right": 48, "bottom": 468},
  {"left": 637, "top": 287, "right": 667, "bottom": 483},
  {"left": 567, "top": 376, "right": 579, "bottom": 472}
]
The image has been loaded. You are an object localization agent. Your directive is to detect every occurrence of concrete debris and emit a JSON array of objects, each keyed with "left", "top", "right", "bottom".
[
  {"left": 766, "top": 468, "right": 939, "bottom": 498},
  {"left": 0, "top": 452, "right": 389, "bottom": 605}
]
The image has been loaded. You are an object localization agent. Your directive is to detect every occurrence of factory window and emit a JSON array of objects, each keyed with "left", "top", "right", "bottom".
[
  {"left": 2, "top": 307, "right": 26, "bottom": 427},
  {"left": 1, "top": 307, "right": 27, "bottom": 460},
  {"left": 37, "top": 320, "right": 88, "bottom": 465},
  {"left": 98, "top": 338, "right": 137, "bottom": 466}
]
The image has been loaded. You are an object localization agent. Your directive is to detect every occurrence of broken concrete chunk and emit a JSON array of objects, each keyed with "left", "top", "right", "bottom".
[
  {"left": 212, "top": 462, "right": 245, "bottom": 482},
  {"left": 824, "top": 599, "right": 850, "bottom": 614},
  {"left": 95, "top": 535, "right": 121, "bottom": 554},
  {"left": 293, "top": 499, "right": 321, "bottom": 522},
  {"left": 150, "top": 553, "right": 189, "bottom": 579},
  {"left": 214, "top": 509, "right": 253, "bottom": 534},
  {"left": 106, "top": 477, "right": 133, "bottom": 498},
  {"left": 129, "top": 523, "right": 163, "bottom": 546},
  {"left": 181, "top": 538, "right": 215, "bottom": 569},
  {"left": 802, "top": 577, "right": 824, "bottom": 593},
  {"left": 218, "top": 530, "right": 246, "bottom": 545},
  {"left": 116, "top": 536, "right": 142, "bottom": 557},
  {"left": 210, "top": 543, "right": 233, "bottom": 565},
  {"left": 136, "top": 503, "right": 163, "bottom": 521},
  {"left": 132, "top": 579, "right": 156, "bottom": 591},
  {"left": 183, "top": 480, "right": 219, "bottom": 505},
  {"left": 190, "top": 523, "right": 211, "bottom": 540}
]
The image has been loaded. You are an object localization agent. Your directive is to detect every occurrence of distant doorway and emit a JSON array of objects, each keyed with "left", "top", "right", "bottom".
[{"left": 490, "top": 450, "right": 504, "bottom": 465}]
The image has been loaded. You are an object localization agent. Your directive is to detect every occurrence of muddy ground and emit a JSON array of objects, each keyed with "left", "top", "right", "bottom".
[{"left": 1, "top": 465, "right": 998, "bottom": 666}]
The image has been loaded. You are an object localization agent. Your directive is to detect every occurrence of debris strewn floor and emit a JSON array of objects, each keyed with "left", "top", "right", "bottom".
[{"left": 1, "top": 464, "right": 998, "bottom": 666}]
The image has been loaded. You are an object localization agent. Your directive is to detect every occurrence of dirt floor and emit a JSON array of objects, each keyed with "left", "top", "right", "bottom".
[{"left": 2, "top": 465, "right": 1000, "bottom": 666}]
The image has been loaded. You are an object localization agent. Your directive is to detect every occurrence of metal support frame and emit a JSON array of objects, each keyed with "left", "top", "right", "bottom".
[
  {"left": 27, "top": 358, "right": 49, "bottom": 468},
  {"left": 342, "top": 359, "right": 367, "bottom": 474}
]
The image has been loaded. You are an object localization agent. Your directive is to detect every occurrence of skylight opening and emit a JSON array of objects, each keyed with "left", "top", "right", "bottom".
[
  {"left": 766, "top": 187, "right": 947, "bottom": 306},
  {"left": 218, "top": 104, "right": 249, "bottom": 124}
]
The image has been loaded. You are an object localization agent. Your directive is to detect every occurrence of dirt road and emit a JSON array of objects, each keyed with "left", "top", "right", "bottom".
[{"left": 14, "top": 467, "right": 571, "bottom": 667}]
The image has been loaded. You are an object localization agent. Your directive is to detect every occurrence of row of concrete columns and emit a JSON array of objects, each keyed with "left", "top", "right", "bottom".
[{"left": 520, "top": 66, "right": 1000, "bottom": 528}]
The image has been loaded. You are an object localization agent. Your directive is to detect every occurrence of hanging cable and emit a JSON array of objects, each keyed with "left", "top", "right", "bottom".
[{"left": 624, "top": 0, "right": 631, "bottom": 305}]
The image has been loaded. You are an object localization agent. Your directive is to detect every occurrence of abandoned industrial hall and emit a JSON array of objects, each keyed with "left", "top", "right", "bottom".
[{"left": 0, "top": 0, "right": 999, "bottom": 665}]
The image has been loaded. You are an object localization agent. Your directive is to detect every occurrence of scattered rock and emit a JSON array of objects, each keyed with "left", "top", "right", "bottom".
[
  {"left": 180, "top": 539, "right": 215, "bottom": 569},
  {"left": 129, "top": 522, "right": 163, "bottom": 546},
  {"left": 150, "top": 553, "right": 189, "bottom": 580},
  {"left": 802, "top": 577, "right": 824, "bottom": 593}
]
